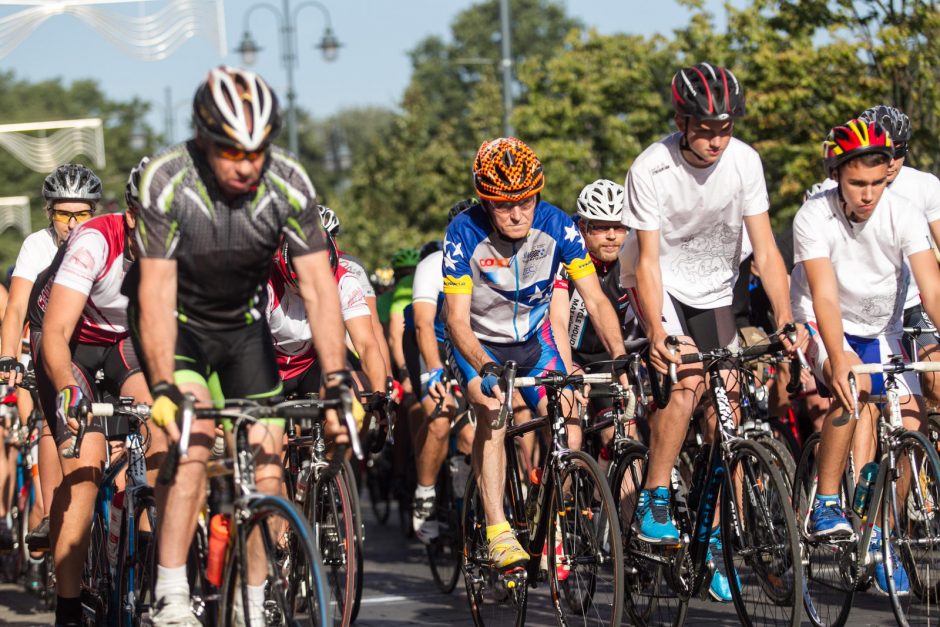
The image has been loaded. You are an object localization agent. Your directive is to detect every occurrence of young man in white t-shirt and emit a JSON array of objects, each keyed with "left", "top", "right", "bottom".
[
  {"left": 619, "top": 62, "right": 802, "bottom": 601},
  {"left": 792, "top": 118, "right": 940, "bottom": 595}
]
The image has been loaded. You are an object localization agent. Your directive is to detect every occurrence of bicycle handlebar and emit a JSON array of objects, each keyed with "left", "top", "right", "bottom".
[
  {"left": 851, "top": 361, "right": 940, "bottom": 375},
  {"left": 62, "top": 402, "right": 151, "bottom": 459}
]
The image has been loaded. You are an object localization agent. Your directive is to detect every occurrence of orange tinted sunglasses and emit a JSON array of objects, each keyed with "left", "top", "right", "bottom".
[
  {"left": 51, "top": 209, "right": 94, "bottom": 224},
  {"left": 217, "top": 146, "right": 266, "bottom": 161}
]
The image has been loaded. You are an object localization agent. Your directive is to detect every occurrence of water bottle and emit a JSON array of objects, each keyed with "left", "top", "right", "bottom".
[
  {"left": 206, "top": 513, "right": 231, "bottom": 587},
  {"left": 106, "top": 490, "right": 125, "bottom": 569},
  {"left": 852, "top": 462, "right": 880, "bottom": 518},
  {"left": 525, "top": 467, "right": 542, "bottom": 525},
  {"left": 295, "top": 460, "right": 312, "bottom": 504}
]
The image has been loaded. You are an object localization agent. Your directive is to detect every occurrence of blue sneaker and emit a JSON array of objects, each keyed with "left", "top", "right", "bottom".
[
  {"left": 707, "top": 527, "right": 738, "bottom": 602},
  {"left": 634, "top": 487, "right": 679, "bottom": 543},
  {"left": 871, "top": 526, "right": 910, "bottom": 596},
  {"left": 809, "top": 499, "right": 853, "bottom": 538}
]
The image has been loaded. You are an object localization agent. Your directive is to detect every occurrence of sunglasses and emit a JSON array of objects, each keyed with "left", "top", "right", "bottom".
[
  {"left": 894, "top": 143, "right": 908, "bottom": 159},
  {"left": 584, "top": 222, "right": 627, "bottom": 234},
  {"left": 51, "top": 209, "right": 94, "bottom": 224},
  {"left": 217, "top": 146, "right": 267, "bottom": 161}
]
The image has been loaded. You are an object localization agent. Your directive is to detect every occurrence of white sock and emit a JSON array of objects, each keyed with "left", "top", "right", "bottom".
[
  {"left": 415, "top": 483, "right": 436, "bottom": 499},
  {"left": 155, "top": 564, "right": 190, "bottom": 600},
  {"left": 245, "top": 583, "right": 266, "bottom": 624}
]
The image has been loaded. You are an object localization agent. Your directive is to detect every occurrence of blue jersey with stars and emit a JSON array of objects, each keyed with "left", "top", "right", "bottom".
[{"left": 442, "top": 200, "right": 595, "bottom": 344}]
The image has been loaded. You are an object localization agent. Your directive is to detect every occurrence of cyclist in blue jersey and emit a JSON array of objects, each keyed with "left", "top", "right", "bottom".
[{"left": 443, "top": 137, "right": 630, "bottom": 572}]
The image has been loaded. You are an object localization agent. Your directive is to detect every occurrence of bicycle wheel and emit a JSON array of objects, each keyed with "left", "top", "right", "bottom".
[
  {"left": 611, "top": 442, "right": 688, "bottom": 627},
  {"left": 221, "top": 495, "right": 329, "bottom": 627},
  {"left": 309, "top": 469, "right": 357, "bottom": 626},
  {"left": 80, "top": 508, "right": 111, "bottom": 626},
  {"left": 792, "top": 433, "right": 855, "bottom": 627},
  {"left": 545, "top": 449, "right": 623, "bottom": 625},
  {"left": 366, "top": 452, "right": 392, "bottom": 525},
  {"left": 462, "top": 473, "right": 527, "bottom": 626},
  {"left": 427, "top": 455, "right": 462, "bottom": 594},
  {"left": 341, "top": 459, "right": 365, "bottom": 623},
  {"left": 752, "top": 432, "right": 796, "bottom": 494},
  {"left": 883, "top": 429, "right": 940, "bottom": 626},
  {"left": 115, "top": 488, "right": 158, "bottom": 626},
  {"left": 722, "top": 438, "right": 802, "bottom": 627}
]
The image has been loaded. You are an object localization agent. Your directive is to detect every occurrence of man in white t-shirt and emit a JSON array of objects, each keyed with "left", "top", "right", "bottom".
[
  {"left": 619, "top": 62, "right": 802, "bottom": 602},
  {"left": 792, "top": 118, "right": 940, "bottom": 595}
]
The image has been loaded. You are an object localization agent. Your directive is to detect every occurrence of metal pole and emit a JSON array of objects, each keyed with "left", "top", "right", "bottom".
[
  {"left": 164, "top": 86, "right": 174, "bottom": 144},
  {"left": 499, "top": 0, "right": 513, "bottom": 137},
  {"left": 282, "top": 0, "right": 299, "bottom": 155}
]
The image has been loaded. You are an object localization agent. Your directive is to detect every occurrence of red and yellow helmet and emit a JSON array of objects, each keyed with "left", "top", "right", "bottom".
[
  {"left": 823, "top": 119, "right": 894, "bottom": 173},
  {"left": 472, "top": 137, "right": 544, "bottom": 202}
]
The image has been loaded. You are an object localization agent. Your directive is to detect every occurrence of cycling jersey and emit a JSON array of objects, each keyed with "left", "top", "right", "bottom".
[
  {"left": 266, "top": 265, "right": 369, "bottom": 380},
  {"left": 133, "top": 141, "right": 327, "bottom": 331},
  {"left": 791, "top": 187, "right": 931, "bottom": 337},
  {"left": 338, "top": 252, "right": 376, "bottom": 299},
  {"left": 443, "top": 201, "right": 594, "bottom": 344},
  {"left": 12, "top": 227, "right": 58, "bottom": 283},
  {"left": 412, "top": 250, "right": 446, "bottom": 343},
  {"left": 620, "top": 133, "right": 768, "bottom": 310},
  {"left": 378, "top": 275, "right": 414, "bottom": 324}
]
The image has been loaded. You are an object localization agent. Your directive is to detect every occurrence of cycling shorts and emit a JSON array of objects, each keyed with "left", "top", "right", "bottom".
[
  {"left": 447, "top": 321, "right": 565, "bottom": 412},
  {"left": 33, "top": 330, "right": 142, "bottom": 447},
  {"left": 628, "top": 288, "right": 738, "bottom": 351},
  {"left": 804, "top": 321, "right": 919, "bottom": 398}
]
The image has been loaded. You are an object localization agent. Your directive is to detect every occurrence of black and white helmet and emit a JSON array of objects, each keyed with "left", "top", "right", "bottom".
[
  {"left": 859, "top": 105, "right": 912, "bottom": 144},
  {"left": 318, "top": 205, "right": 341, "bottom": 236},
  {"left": 42, "top": 164, "right": 102, "bottom": 204},
  {"left": 193, "top": 66, "right": 281, "bottom": 151},
  {"left": 125, "top": 156, "right": 151, "bottom": 213},
  {"left": 576, "top": 179, "right": 625, "bottom": 222}
]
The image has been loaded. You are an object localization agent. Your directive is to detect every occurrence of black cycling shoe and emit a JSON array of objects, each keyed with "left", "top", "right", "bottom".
[
  {"left": 0, "top": 520, "right": 13, "bottom": 551},
  {"left": 26, "top": 517, "right": 50, "bottom": 552}
]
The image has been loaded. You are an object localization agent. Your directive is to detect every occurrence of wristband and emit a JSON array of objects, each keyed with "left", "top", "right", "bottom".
[
  {"left": 612, "top": 354, "right": 629, "bottom": 376},
  {"left": 323, "top": 370, "right": 355, "bottom": 388}
]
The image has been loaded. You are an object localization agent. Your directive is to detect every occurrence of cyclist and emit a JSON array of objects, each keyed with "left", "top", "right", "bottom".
[
  {"left": 443, "top": 136, "right": 630, "bottom": 573},
  {"left": 409, "top": 201, "right": 476, "bottom": 543},
  {"left": 554, "top": 179, "right": 643, "bottom": 441},
  {"left": 792, "top": 118, "right": 940, "bottom": 594},
  {"left": 0, "top": 164, "right": 102, "bottom": 555},
  {"left": 620, "top": 63, "right": 803, "bottom": 601},
  {"left": 37, "top": 158, "right": 164, "bottom": 626},
  {"left": 129, "top": 66, "right": 353, "bottom": 626},
  {"left": 379, "top": 247, "right": 420, "bottom": 393},
  {"left": 811, "top": 106, "right": 940, "bottom": 407},
  {"left": 268, "top": 232, "right": 389, "bottom": 397}
]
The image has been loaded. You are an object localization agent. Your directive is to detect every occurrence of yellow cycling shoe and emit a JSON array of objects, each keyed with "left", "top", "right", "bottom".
[{"left": 488, "top": 530, "right": 528, "bottom": 572}]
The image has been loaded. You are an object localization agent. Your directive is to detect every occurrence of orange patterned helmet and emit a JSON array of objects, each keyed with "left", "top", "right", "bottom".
[{"left": 472, "top": 137, "right": 545, "bottom": 202}]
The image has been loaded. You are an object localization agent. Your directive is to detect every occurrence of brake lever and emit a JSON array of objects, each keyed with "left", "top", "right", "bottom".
[{"left": 491, "top": 361, "right": 517, "bottom": 430}]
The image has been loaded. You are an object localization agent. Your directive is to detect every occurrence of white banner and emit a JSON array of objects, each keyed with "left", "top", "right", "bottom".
[
  {"left": 0, "top": 196, "right": 31, "bottom": 237},
  {"left": 0, "top": 118, "right": 105, "bottom": 172}
]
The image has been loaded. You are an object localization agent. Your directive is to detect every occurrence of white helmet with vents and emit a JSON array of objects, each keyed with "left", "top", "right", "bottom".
[{"left": 576, "top": 179, "right": 625, "bottom": 222}]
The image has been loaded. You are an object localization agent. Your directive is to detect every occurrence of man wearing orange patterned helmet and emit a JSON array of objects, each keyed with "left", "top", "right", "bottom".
[
  {"left": 792, "top": 118, "right": 940, "bottom": 594},
  {"left": 443, "top": 137, "right": 630, "bottom": 572}
]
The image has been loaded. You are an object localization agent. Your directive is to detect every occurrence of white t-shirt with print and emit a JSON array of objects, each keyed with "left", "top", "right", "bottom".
[
  {"left": 790, "top": 187, "right": 932, "bottom": 337},
  {"left": 619, "top": 133, "right": 769, "bottom": 309},
  {"left": 813, "top": 165, "right": 940, "bottom": 308},
  {"left": 12, "top": 228, "right": 58, "bottom": 283}
]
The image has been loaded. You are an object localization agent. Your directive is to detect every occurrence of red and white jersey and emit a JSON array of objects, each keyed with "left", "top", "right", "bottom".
[
  {"left": 266, "top": 264, "right": 370, "bottom": 380},
  {"left": 53, "top": 213, "right": 130, "bottom": 345}
]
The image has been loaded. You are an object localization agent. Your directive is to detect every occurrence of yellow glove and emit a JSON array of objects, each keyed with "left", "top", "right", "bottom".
[{"left": 150, "top": 381, "right": 183, "bottom": 428}]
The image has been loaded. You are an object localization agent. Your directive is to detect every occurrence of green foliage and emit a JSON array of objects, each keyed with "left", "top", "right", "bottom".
[{"left": 0, "top": 71, "right": 156, "bottom": 269}]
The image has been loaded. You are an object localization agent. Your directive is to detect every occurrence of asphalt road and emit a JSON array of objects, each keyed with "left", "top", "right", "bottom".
[{"left": 0, "top": 495, "right": 918, "bottom": 626}]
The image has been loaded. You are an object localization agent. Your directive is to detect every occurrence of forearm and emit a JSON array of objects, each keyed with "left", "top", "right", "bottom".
[
  {"left": 41, "top": 327, "right": 77, "bottom": 390},
  {"left": 636, "top": 261, "right": 665, "bottom": 337},
  {"left": 0, "top": 299, "right": 26, "bottom": 358},
  {"left": 447, "top": 320, "right": 492, "bottom": 372},
  {"left": 139, "top": 292, "right": 178, "bottom": 384},
  {"left": 755, "top": 250, "right": 793, "bottom": 326},
  {"left": 367, "top": 298, "right": 392, "bottom": 370},
  {"left": 585, "top": 298, "right": 626, "bottom": 358},
  {"left": 388, "top": 314, "right": 406, "bottom": 371},
  {"left": 811, "top": 298, "right": 846, "bottom": 369},
  {"left": 347, "top": 319, "right": 386, "bottom": 392},
  {"left": 415, "top": 323, "right": 444, "bottom": 371}
]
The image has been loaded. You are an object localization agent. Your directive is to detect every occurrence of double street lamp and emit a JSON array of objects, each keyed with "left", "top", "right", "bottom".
[{"left": 235, "top": 0, "right": 342, "bottom": 155}]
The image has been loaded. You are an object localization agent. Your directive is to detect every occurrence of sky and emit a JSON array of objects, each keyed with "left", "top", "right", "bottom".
[{"left": 0, "top": 0, "right": 733, "bottom": 141}]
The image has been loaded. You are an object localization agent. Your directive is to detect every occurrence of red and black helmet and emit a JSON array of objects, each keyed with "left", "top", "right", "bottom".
[
  {"left": 274, "top": 232, "right": 338, "bottom": 288},
  {"left": 672, "top": 63, "right": 745, "bottom": 121},
  {"left": 822, "top": 119, "right": 894, "bottom": 173}
]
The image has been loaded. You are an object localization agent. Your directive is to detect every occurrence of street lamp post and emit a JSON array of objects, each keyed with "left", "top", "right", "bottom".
[{"left": 235, "top": 0, "right": 342, "bottom": 156}]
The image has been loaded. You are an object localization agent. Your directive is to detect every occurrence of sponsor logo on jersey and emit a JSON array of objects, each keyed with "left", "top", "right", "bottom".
[
  {"left": 523, "top": 245, "right": 548, "bottom": 263},
  {"left": 479, "top": 257, "right": 511, "bottom": 268}
]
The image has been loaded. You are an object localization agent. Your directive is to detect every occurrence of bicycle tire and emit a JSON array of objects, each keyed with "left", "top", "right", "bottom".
[
  {"left": 547, "top": 449, "right": 623, "bottom": 626},
  {"left": 366, "top": 456, "right": 392, "bottom": 525},
  {"left": 427, "top": 455, "right": 462, "bottom": 594},
  {"left": 309, "top": 468, "right": 358, "bottom": 626},
  {"left": 611, "top": 442, "right": 688, "bottom": 627},
  {"left": 462, "top": 473, "right": 527, "bottom": 626},
  {"left": 751, "top": 432, "right": 796, "bottom": 493},
  {"left": 220, "top": 495, "right": 329, "bottom": 627},
  {"left": 114, "top": 488, "right": 158, "bottom": 626},
  {"left": 341, "top": 458, "right": 365, "bottom": 623},
  {"left": 80, "top": 507, "right": 111, "bottom": 626},
  {"left": 722, "top": 438, "right": 803, "bottom": 627},
  {"left": 883, "top": 429, "right": 940, "bottom": 626}
]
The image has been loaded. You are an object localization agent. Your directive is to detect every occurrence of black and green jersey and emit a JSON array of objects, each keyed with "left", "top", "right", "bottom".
[{"left": 133, "top": 141, "right": 326, "bottom": 330}]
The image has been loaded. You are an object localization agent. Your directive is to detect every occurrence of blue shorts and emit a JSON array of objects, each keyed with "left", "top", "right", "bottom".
[{"left": 447, "top": 321, "right": 565, "bottom": 412}]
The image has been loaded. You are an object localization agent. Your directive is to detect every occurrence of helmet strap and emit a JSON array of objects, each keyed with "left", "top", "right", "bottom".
[{"left": 678, "top": 117, "right": 712, "bottom": 167}]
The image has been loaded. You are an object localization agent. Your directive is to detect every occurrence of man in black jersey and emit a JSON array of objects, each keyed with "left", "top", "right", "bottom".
[{"left": 131, "top": 66, "right": 353, "bottom": 626}]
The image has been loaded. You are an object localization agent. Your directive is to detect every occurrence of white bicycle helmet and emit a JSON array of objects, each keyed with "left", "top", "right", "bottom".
[
  {"left": 576, "top": 179, "right": 625, "bottom": 222},
  {"left": 193, "top": 66, "right": 281, "bottom": 151},
  {"left": 318, "top": 205, "right": 341, "bottom": 236},
  {"left": 125, "top": 155, "right": 151, "bottom": 212}
]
